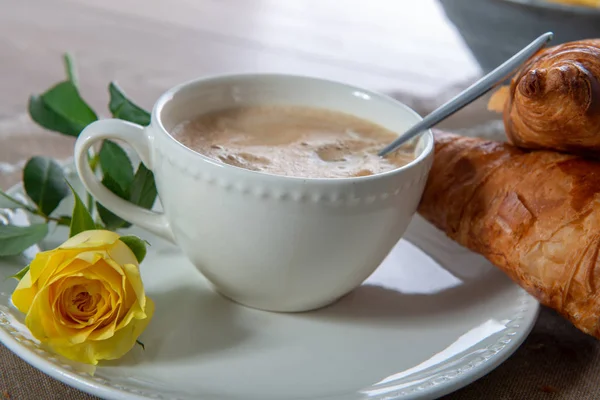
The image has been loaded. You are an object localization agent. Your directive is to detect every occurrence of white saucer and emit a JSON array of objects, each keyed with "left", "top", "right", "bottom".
[{"left": 0, "top": 173, "right": 539, "bottom": 400}]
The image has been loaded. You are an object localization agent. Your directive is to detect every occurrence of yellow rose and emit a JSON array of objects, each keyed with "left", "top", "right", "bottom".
[{"left": 11, "top": 230, "right": 154, "bottom": 365}]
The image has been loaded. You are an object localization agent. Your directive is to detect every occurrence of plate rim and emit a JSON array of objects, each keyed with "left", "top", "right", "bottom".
[{"left": 0, "top": 171, "right": 540, "bottom": 400}]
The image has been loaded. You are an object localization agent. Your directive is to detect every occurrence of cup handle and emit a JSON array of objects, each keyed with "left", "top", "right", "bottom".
[{"left": 74, "top": 119, "right": 175, "bottom": 243}]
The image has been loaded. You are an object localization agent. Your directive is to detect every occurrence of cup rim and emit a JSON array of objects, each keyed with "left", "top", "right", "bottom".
[{"left": 152, "top": 72, "right": 434, "bottom": 183}]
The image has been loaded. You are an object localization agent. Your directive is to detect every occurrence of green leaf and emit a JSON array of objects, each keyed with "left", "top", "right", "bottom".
[
  {"left": 11, "top": 265, "right": 30, "bottom": 280},
  {"left": 0, "top": 224, "right": 48, "bottom": 257},
  {"left": 63, "top": 53, "right": 78, "bottom": 89},
  {"left": 99, "top": 140, "right": 134, "bottom": 193},
  {"left": 28, "top": 95, "right": 82, "bottom": 137},
  {"left": 108, "top": 82, "right": 151, "bottom": 125},
  {"left": 67, "top": 182, "right": 96, "bottom": 237},
  {"left": 119, "top": 235, "right": 148, "bottom": 263},
  {"left": 56, "top": 215, "right": 72, "bottom": 226},
  {"left": 96, "top": 174, "right": 131, "bottom": 230},
  {"left": 40, "top": 81, "right": 97, "bottom": 135},
  {"left": 23, "top": 157, "right": 70, "bottom": 216},
  {"left": 130, "top": 163, "right": 157, "bottom": 209}
]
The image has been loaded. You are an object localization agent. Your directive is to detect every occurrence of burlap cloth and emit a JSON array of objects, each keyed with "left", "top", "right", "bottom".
[{"left": 1, "top": 104, "right": 599, "bottom": 400}]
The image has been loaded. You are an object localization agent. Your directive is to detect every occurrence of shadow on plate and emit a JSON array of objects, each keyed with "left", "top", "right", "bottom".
[
  {"left": 309, "top": 267, "right": 512, "bottom": 325},
  {"left": 104, "top": 285, "right": 251, "bottom": 365}
]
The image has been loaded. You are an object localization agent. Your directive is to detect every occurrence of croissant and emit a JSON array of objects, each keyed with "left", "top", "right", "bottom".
[
  {"left": 418, "top": 130, "right": 600, "bottom": 339},
  {"left": 546, "top": 0, "right": 600, "bottom": 6},
  {"left": 488, "top": 39, "right": 600, "bottom": 155}
]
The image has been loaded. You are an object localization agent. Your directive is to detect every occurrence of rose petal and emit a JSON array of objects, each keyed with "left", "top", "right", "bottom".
[
  {"left": 120, "top": 263, "right": 146, "bottom": 310},
  {"left": 45, "top": 338, "right": 98, "bottom": 365},
  {"left": 96, "top": 259, "right": 136, "bottom": 323},
  {"left": 58, "top": 230, "right": 120, "bottom": 250},
  {"left": 71, "top": 251, "right": 107, "bottom": 266},
  {"left": 34, "top": 251, "right": 69, "bottom": 289},
  {"left": 46, "top": 257, "right": 92, "bottom": 288},
  {"left": 108, "top": 240, "right": 139, "bottom": 268},
  {"left": 47, "top": 257, "right": 123, "bottom": 329},
  {"left": 94, "top": 296, "right": 154, "bottom": 361},
  {"left": 25, "top": 285, "right": 60, "bottom": 342},
  {"left": 86, "top": 259, "right": 125, "bottom": 293},
  {"left": 64, "top": 281, "right": 103, "bottom": 323},
  {"left": 115, "top": 281, "right": 146, "bottom": 331},
  {"left": 87, "top": 278, "right": 123, "bottom": 342},
  {"left": 11, "top": 271, "right": 36, "bottom": 313},
  {"left": 43, "top": 276, "right": 114, "bottom": 345},
  {"left": 50, "top": 285, "right": 96, "bottom": 343},
  {"left": 26, "top": 250, "right": 59, "bottom": 289},
  {"left": 17, "top": 230, "right": 154, "bottom": 366},
  {"left": 83, "top": 265, "right": 126, "bottom": 342},
  {"left": 46, "top": 296, "right": 154, "bottom": 365}
]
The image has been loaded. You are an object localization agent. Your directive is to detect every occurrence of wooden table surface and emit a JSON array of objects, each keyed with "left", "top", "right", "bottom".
[
  {"left": 6, "top": 1, "right": 597, "bottom": 400},
  {"left": 0, "top": 0, "right": 489, "bottom": 190}
]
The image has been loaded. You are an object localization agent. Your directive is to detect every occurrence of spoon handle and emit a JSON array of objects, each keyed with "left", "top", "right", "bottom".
[{"left": 378, "top": 31, "right": 554, "bottom": 157}]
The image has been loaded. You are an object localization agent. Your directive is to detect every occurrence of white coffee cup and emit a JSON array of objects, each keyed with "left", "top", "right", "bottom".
[{"left": 74, "top": 74, "right": 434, "bottom": 312}]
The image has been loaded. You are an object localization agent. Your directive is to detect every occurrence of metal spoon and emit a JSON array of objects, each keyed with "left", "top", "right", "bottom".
[{"left": 378, "top": 31, "right": 554, "bottom": 157}]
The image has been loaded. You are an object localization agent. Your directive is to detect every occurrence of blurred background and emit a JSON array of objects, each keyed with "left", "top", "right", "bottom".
[
  {"left": 440, "top": 0, "right": 600, "bottom": 72},
  {"left": 3, "top": 0, "right": 599, "bottom": 121},
  {"left": 3, "top": 0, "right": 599, "bottom": 188},
  {"left": 2, "top": 1, "right": 600, "bottom": 399},
  {"left": 2, "top": 0, "right": 600, "bottom": 190}
]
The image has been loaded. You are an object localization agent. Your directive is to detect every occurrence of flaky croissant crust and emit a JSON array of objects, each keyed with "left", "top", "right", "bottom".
[
  {"left": 418, "top": 131, "right": 600, "bottom": 339},
  {"left": 502, "top": 39, "right": 600, "bottom": 155}
]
